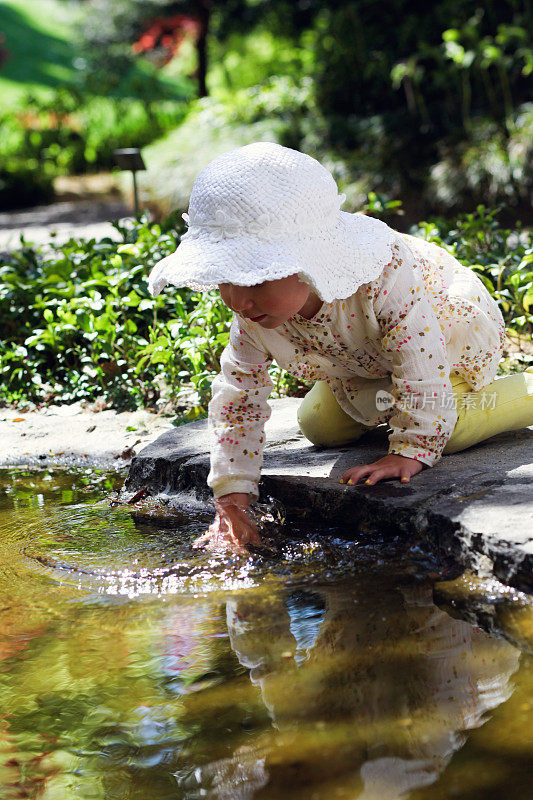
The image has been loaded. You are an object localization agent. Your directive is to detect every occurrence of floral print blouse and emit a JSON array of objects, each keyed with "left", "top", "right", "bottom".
[{"left": 207, "top": 232, "right": 506, "bottom": 499}]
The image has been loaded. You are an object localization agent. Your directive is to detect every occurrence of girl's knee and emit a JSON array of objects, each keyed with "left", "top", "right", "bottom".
[
  {"left": 297, "top": 384, "right": 334, "bottom": 446},
  {"left": 297, "top": 381, "right": 370, "bottom": 447},
  {"left": 444, "top": 367, "right": 533, "bottom": 454}
]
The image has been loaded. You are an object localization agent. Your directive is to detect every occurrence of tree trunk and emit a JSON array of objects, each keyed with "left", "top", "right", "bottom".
[{"left": 196, "top": 0, "right": 210, "bottom": 97}]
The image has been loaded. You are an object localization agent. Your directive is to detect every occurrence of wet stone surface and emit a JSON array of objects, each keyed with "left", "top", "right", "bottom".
[{"left": 125, "top": 398, "right": 533, "bottom": 594}]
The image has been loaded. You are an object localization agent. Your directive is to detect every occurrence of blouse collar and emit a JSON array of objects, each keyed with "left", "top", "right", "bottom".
[{"left": 291, "top": 300, "right": 333, "bottom": 325}]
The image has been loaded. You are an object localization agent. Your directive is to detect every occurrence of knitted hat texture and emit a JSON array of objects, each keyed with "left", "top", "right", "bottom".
[{"left": 148, "top": 141, "right": 396, "bottom": 302}]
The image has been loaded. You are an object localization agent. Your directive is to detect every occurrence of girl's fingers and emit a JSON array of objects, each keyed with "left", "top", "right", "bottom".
[
  {"left": 192, "top": 519, "right": 227, "bottom": 548},
  {"left": 227, "top": 520, "right": 262, "bottom": 549},
  {"left": 192, "top": 530, "right": 213, "bottom": 547},
  {"left": 341, "top": 452, "right": 425, "bottom": 484},
  {"left": 340, "top": 467, "right": 373, "bottom": 484},
  {"left": 341, "top": 468, "right": 386, "bottom": 485},
  {"left": 341, "top": 467, "right": 406, "bottom": 485},
  {"left": 362, "top": 471, "right": 388, "bottom": 485},
  {"left": 193, "top": 531, "right": 248, "bottom": 555},
  {"left": 192, "top": 515, "right": 262, "bottom": 555}
]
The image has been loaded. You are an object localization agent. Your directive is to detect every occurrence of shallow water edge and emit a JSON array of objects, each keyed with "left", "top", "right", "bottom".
[{"left": 0, "top": 466, "right": 532, "bottom": 799}]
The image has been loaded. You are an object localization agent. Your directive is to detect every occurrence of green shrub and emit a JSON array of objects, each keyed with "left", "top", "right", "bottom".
[
  {"left": 424, "top": 103, "right": 533, "bottom": 211},
  {"left": 0, "top": 204, "right": 530, "bottom": 413},
  {"left": 0, "top": 211, "right": 182, "bottom": 410},
  {"left": 411, "top": 203, "right": 533, "bottom": 344}
]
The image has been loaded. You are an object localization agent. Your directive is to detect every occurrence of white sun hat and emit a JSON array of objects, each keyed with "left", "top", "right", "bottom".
[{"left": 147, "top": 141, "right": 397, "bottom": 302}]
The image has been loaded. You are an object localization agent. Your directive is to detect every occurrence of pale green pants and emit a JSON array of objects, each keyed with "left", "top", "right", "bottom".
[{"left": 297, "top": 368, "right": 533, "bottom": 454}]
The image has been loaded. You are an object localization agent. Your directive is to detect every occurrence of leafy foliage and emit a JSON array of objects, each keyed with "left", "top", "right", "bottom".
[
  {"left": 0, "top": 205, "right": 531, "bottom": 413},
  {"left": 0, "top": 84, "right": 190, "bottom": 210},
  {"left": 0, "top": 210, "right": 190, "bottom": 410},
  {"left": 137, "top": 65, "right": 532, "bottom": 220},
  {"left": 4, "top": 1, "right": 532, "bottom": 214},
  {"left": 412, "top": 204, "right": 533, "bottom": 341}
]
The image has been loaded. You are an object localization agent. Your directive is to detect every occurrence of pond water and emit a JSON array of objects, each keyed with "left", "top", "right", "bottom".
[{"left": 0, "top": 466, "right": 532, "bottom": 800}]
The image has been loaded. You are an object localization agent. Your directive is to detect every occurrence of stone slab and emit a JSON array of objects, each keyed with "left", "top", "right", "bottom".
[
  {"left": 0, "top": 403, "right": 174, "bottom": 469},
  {"left": 125, "top": 398, "right": 533, "bottom": 593}
]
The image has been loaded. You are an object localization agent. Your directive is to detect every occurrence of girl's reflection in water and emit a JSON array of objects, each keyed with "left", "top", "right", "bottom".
[{"left": 197, "top": 581, "right": 519, "bottom": 800}]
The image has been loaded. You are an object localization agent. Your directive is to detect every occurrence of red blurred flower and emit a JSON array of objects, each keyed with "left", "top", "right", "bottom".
[{"left": 132, "top": 14, "right": 201, "bottom": 67}]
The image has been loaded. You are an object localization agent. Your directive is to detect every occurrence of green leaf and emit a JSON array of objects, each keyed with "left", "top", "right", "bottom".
[{"left": 442, "top": 29, "right": 460, "bottom": 42}]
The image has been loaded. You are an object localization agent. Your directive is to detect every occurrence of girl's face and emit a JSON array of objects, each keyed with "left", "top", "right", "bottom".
[{"left": 218, "top": 274, "right": 321, "bottom": 328}]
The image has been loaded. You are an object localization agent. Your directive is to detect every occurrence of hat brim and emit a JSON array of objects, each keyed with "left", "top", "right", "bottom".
[{"left": 148, "top": 211, "right": 396, "bottom": 303}]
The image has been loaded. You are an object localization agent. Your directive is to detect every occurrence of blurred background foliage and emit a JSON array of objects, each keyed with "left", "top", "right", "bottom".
[{"left": 0, "top": 0, "right": 531, "bottom": 219}]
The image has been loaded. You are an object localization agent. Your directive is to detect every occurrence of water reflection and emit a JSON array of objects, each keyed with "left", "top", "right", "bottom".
[
  {"left": 0, "top": 467, "right": 530, "bottom": 800},
  {"left": 178, "top": 582, "right": 520, "bottom": 800}
]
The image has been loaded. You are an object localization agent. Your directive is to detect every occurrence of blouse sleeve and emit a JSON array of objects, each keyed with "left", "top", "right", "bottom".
[
  {"left": 370, "top": 237, "right": 458, "bottom": 466},
  {"left": 207, "top": 315, "right": 274, "bottom": 500}
]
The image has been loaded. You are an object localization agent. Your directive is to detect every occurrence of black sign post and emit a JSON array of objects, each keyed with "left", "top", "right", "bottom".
[{"left": 113, "top": 148, "right": 146, "bottom": 217}]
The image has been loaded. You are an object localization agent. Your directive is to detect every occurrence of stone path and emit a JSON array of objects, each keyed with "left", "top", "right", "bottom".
[
  {"left": 125, "top": 398, "right": 533, "bottom": 593},
  {"left": 0, "top": 403, "right": 174, "bottom": 469},
  {"left": 0, "top": 198, "right": 131, "bottom": 251}
]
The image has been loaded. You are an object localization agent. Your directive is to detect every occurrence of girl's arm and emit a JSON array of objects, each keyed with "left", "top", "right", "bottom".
[
  {"left": 194, "top": 316, "right": 273, "bottom": 552},
  {"left": 207, "top": 315, "right": 274, "bottom": 500},
  {"left": 374, "top": 237, "right": 458, "bottom": 464},
  {"left": 342, "top": 237, "right": 458, "bottom": 486}
]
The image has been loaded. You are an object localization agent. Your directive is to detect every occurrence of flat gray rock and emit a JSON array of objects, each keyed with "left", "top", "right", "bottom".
[
  {"left": 0, "top": 199, "right": 129, "bottom": 251},
  {"left": 125, "top": 398, "right": 533, "bottom": 593},
  {"left": 0, "top": 404, "right": 174, "bottom": 468}
]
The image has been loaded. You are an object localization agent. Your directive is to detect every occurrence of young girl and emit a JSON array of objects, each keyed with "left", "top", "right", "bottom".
[{"left": 148, "top": 141, "right": 533, "bottom": 554}]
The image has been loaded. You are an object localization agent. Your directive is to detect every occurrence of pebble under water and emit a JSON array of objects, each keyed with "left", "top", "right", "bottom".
[{"left": 0, "top": 466, "right": 532, "bottom": 800}]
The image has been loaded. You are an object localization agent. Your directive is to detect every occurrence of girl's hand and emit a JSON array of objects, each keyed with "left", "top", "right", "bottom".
[
  {"left": 192, "top": 493, "right": 264, "bottom": 555},
  {"left": 340, "top": 454, "right": 425, "bottom": 486}
]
